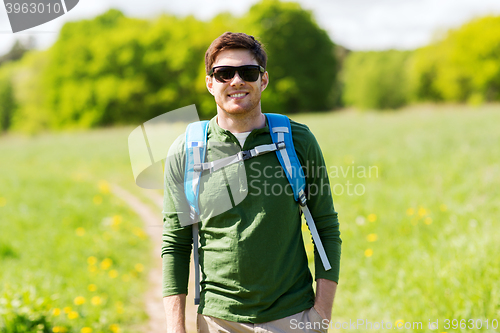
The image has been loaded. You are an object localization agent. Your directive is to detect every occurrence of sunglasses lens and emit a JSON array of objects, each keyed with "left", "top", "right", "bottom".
[
  {"left": 214, "top": 68, "right": 236, "bottom": 82},
  {"left": 212, "top": 66, "right": 262, "bottom": 83},
  {"left": 239, "top": 67, "right": 261, "bottom": 81}
]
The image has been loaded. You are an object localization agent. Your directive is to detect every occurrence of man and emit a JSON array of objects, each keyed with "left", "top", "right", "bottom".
[{"left": 162, "top": 32, "right": 341, "bottom": 333}]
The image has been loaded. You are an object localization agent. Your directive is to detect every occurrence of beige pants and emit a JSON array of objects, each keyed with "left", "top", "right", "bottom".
[{"left": 197, "top": 307, "right": 328, "bottom": 333}]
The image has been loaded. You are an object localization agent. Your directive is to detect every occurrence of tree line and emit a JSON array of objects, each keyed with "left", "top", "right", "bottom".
[
  {"left": 0, "top": 0, "right": 337, "bottom": 133},
  {"left": 343, "top": 15, "right": 500, "bottom": 110},
  {"left": 1, "top": 0, "right": 499, "bottom": 133}
]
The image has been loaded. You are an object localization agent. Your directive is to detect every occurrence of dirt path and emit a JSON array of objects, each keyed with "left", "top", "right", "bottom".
[{"left": 111, "top": 184, "right": 198, "bottom": 333}]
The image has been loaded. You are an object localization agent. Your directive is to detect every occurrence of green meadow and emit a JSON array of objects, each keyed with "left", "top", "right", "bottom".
[
  {"left": 300, "top": 104, "right": 500, "bottom": 332},
  {"left": 0, "top": 126, "right": 153, "bottom": 333},
  {"left": 1, "top": 104, "right": 500, "bottom": 332}
]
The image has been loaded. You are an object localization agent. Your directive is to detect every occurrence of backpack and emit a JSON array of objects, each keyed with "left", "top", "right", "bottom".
[{"left": 184, "top": 113, "right": 331, "bottom": 305}]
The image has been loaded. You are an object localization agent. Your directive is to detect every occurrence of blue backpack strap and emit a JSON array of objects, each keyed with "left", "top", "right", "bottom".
[
  {"left": 266, "top": 113, "right": 307, "bottom": 204},
  {"left": 184, "top": 120, "right": 209, "bottom": 305},
  {"left": 184, "top": 120, "right": 210, "bottom": 221},
  {"left": 266, "top": 113, "right": 331, "bottom": 271}
]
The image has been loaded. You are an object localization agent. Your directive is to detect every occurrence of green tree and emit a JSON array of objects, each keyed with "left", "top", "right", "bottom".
[
  {"left": 407, "top": 42, "right": 444, "bottom": 102},
  {"left": 241, "top": 0, "right": 337, "bottom": 113},
  {"left": 6, "top": 2, "right": 342, "bottom": 132},
  {"left": 43, "top": 10, "right": 149, "bottom": 128},
  {"left": 43, "top": 9, "right": 221, "bottom": 127},
  {"left": 343, "top": 50, "right": 412, "bottom": 110},
  {"left": 410, "top": 15, "right": 500, "bottom": 104},
  {"left": 0, "top": 76, "right": 16, "bottom": 132},
  {"left": 0, "top": 38, "right": 35, "bottom": 66},
  {"left": 8, "top": 50, "right": 51, "bottom": 133}
]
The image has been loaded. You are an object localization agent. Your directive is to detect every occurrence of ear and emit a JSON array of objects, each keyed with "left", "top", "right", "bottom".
[
  {"left": 260, "top": 71, "right": 269, "bottom": 92},
  {"left": 206, "top": 75, "right": 214, "bottom": 96}
]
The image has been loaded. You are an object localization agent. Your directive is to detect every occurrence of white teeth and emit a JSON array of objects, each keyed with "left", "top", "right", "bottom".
[{"left": 230, "top": 93, "right": 246, "bottom": 98}]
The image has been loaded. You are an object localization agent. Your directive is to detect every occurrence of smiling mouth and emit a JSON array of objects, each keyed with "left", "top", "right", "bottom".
[{"left": 229, "top": 93, "right": 248, "bottom": 98}]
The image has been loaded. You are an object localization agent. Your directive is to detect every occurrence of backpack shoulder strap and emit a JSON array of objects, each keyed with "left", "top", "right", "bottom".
[
  {"left": 184, "top": 120, "right": 209, "bottom": 221},
  {"left": 266, "top": 113, "right": 307, "bottom": 205},
  {"left": 184, "top": 120, "right": 209, "bottom": 306},
  {"left": 265, "top": 113, "right": 331, "bottom": 271}
]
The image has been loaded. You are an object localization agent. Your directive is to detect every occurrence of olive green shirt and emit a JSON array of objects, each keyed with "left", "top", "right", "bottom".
[{"left": 161, "top": 115, "right": 341, "bottom": 323}]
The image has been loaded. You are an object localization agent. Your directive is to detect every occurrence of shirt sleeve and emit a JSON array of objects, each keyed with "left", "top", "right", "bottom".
[
  {"left": 161, "top": 135, "right": 193, "bottom": 297},
  {"left": 292, "top": 121, "right": 342, "bottom": 283}
]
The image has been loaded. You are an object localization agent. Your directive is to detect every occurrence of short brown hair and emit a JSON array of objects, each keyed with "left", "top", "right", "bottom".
[{"left": 205, "top": 32, "right": 267, "bottom": 74}]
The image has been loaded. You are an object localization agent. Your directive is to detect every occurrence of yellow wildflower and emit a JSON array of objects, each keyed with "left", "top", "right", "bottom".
[
  {"left": 52, "top": 308, "right": 61, "bottom": 316},
  {"left": 68, "top": 311, "right": 79, "bottom": 319},
  {"left": 91, "top": 296, "right": 102, "bottom": 306},
  {"left": 63, "top": 307, "right": 72, "bottom": 313},
  {"left": 52, "top": 327, "right": 68, "bottom": 333},
  {"left": 100, "top": 258, "right": 113, "bottom": 270},
  {"left": 87, "top": 256, "right": 97, "bottom": 265},
  {"left": 87, "top": 284, "right": 97, "bottom": 292},
  {"left": 109, "top": 324, "right": 120, "bottom": 333},
  {"left": 112, "top": 215, "right": 122, "bottom": 229},
  {"left": 367, "top": 214, "right": 377, "bottom": 222},
  {"left": 132, "top": 227, "right": 147, "bottom": 239},
  {"left": 109, "top": 270, "right": 119, "bottom": 278},
  {"left": 76, "top": 227, "right": 85, "bottom": 236},
  {"left": 424, "top": 217, "right": 433, "bottom": 225},
  {"left": 364, "top": 248, "right": 373, "bottom": 257},
  {"left": 0, "top": 197, "right": 6, "bottom": 207},
  {"left": 395, "top": 319, "right": 405, "bottom": 327},
  {"left": 98, "top": 180, "right": 110, "bottom": 194},
  {"left": 418, "top": 207, "right": 427, "bottom": 216},
  {"left": 81, "top": 327, "right": 93, "bottom": 333},
  {"left": 74, "top": 296, "right": 85, "bottom": 305},
  {"left": 366, "top": 234, "right": 378, "bottom": 242},
  {"left": 115, "top": 301, "right": 124, "bottom": 314},
  {"left": 135, "top": 263, "right": 144, "bottom": 273}
]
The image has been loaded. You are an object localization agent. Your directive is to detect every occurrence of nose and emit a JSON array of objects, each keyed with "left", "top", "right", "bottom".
[{"left": 230, "top": 71, "right": 245, "bottom": 85}]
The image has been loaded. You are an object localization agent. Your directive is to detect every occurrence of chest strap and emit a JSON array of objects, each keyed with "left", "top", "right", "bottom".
[{"left": 193, "top": 141, "right": 286, "bottom": 173}]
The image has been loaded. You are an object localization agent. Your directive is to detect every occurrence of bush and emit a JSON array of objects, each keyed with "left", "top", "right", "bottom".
[
  {"left": 1, "top": 1, "right": 341, "bottom": 131},
  {"left": 343, "top": 50, "right": 412, "bottom": 110},
  {"left": 242, "top": 0, "right": 337, "bottom": 113},
  {"left": 0, "top": 286, "right": 56, "bottom": 333},
  {"left": 410, "top": 15, "right": 500, "bottom": 104},
  {"left": 0, "top": 69, "right": 16, "bottom": 132}
]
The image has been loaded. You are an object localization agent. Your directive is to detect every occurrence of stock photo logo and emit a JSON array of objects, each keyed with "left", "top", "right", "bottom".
[
  {"left": 3, "top": 0, "right": 79, "bottom": 33},
  {"left": 128, "top": 105, "right": 249, "bottom": 226}
]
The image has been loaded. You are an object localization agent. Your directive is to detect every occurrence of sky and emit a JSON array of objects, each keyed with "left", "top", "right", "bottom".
[{"left": 1, "top": 0, "right": 500, "bottom": 55}]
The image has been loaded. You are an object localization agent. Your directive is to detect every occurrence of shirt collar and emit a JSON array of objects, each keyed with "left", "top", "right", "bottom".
[{"left": 209, "top": 114, "right": 271, "bottom": 139}]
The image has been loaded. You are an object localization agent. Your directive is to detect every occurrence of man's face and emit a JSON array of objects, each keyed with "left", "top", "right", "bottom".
[{"left": 206, "top": 49, "right": 269, "bottom": 116}]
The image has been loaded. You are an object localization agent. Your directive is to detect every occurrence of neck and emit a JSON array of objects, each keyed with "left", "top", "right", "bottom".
[{"left": 216, "top": 106, "right": 266, "bottom": 133}]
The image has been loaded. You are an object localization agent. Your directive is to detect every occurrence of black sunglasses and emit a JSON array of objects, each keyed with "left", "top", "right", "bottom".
[{"left": 209, "top": 65, "right": 265, "bottom": 83}]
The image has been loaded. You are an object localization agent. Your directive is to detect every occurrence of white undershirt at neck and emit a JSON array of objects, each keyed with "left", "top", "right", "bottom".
[{"left": 232, "top": 131, "right": 251, "bottom": 148}]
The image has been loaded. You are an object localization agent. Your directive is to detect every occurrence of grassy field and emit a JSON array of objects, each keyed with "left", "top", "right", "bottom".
[
  {"left": 298, "top": 104, "right": 500, "bottom": 332},
  {"left": 1, "top": 104, "right": 499, "bottom": 332},
  {"left": 0, "top": 127, "right": 154, "bottom": 333}
]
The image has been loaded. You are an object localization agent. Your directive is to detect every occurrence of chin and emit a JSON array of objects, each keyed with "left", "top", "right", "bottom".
[{"left": 222, "top": 105, "right": 253, "bottom": 115}]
